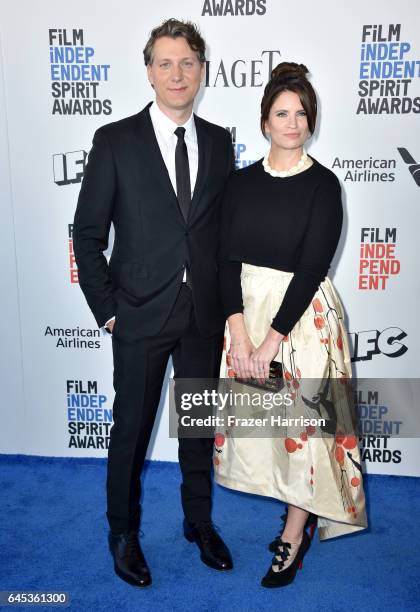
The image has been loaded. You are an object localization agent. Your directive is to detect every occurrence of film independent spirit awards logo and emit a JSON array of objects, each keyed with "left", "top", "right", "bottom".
[{"left": 201, "top": 0, "right": 267, "bottom": 16}]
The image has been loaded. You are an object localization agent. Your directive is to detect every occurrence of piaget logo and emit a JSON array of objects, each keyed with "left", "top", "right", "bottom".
[{"left": 205, "top": 50, "right": 280, "bottom": 87}]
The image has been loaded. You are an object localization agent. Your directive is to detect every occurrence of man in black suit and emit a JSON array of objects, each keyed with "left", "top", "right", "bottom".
[{"left": 73, "top": 19, "right": 234, "bottom": 587}]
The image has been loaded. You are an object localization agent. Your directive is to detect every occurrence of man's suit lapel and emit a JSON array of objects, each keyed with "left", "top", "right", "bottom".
[
  {"left": 133, "top": 104, "right": 213, "bottom": 225},
  {"left": 135, "top": 103, "right": 186, "bottom": 224},
  {"left": 189, "top": 115, "right": 212, "bottom": 224}
]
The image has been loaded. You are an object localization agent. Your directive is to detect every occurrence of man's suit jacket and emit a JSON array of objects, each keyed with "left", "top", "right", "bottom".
[{"left": 73, "top": 102, "right": 234, "bottom": 341}]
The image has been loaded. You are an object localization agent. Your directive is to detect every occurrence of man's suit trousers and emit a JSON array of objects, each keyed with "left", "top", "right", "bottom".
[{"left": 106, "top": 284, "right": 224, "bottom": 533}]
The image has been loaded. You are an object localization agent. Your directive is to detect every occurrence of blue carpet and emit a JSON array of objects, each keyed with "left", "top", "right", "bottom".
[{"left": 0, "top": 455, "right": 419, "bottom": 612}]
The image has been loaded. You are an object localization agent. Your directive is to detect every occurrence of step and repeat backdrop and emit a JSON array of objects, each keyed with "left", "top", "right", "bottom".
[{"left": 1, "top": 0, "right": 419, "bottom": 475}]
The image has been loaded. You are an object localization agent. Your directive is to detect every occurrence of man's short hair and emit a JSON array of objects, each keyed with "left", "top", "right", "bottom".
[{"left": 143, "top": 18, "right": 206, "bottom": 66}]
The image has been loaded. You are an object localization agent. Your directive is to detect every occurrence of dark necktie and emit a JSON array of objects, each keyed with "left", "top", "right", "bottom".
[{"left": 174, "top": 126, "right": 191, "bottom": 222}]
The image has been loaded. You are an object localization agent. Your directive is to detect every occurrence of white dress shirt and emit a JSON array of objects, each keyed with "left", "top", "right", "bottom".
[
  {"left": 149, "top": 101, "right": 198, "bottom": 196},
  {"left": 104, "top": 102, "right": 198, "bottom": 332}
]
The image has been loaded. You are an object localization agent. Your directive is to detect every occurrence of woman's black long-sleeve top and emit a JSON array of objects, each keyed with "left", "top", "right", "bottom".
[{"left": 218, "top": 157, "right": 343, "bottom": 336}]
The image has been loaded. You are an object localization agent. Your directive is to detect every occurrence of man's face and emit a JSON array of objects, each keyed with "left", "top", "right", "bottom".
[{"left": 147, "top": 36, "right": 204, "bottom": 116}]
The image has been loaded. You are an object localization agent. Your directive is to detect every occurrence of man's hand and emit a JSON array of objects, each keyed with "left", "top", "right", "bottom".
[{"left": 105, "top": 316, "right": 115, "bottom": 334}]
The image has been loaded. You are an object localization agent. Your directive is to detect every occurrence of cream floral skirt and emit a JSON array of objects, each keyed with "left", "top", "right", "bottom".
[{"left": 214, "top": 263, "right": 368, "bottom": 540}]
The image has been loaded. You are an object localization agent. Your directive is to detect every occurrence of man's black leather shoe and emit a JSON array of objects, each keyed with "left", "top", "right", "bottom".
[
  {"left": 109, "top": 530, "right": 152, "bottom": 587},
  {"left": 184, "top": 519, "right": 233, "bottom": 571}
]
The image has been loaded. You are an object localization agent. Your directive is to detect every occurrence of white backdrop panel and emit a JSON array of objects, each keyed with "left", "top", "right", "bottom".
[{"left": 0, "top": 0, "right": 418, "bottom": 474}]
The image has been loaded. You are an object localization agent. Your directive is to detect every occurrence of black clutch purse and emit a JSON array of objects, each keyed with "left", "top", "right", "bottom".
[{"left": 234, "top": 360, "right": 284, "bottom": 392}]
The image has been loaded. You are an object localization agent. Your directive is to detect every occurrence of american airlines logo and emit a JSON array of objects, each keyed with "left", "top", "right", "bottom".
[{"left": 398, "top": 148, "right": 420, "bottom": 186}]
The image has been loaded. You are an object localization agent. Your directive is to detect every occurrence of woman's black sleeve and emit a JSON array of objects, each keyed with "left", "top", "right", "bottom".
[
  {"left": 218, "top": 175, "right": 244, "bottom": 318},
  {"left": 271, "top": 175, "right": 343, "bottom": 336}
]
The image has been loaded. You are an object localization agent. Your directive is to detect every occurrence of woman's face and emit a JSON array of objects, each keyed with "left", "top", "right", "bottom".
[{"left": 264, "top": 90, "right": 310, "bottom": 151}]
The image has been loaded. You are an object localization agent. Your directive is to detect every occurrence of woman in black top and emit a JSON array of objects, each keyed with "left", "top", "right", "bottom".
[{"left": 214, "top": 63, "right": 367, "bottom": 588}]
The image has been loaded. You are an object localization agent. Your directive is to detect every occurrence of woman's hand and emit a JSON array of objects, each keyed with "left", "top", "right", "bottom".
[
  {"left": 250, "top": 328, "right": 284, "bottom": 381},
  {"left": 228, "top": 314, "right": 255, "bottom": 379}
]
